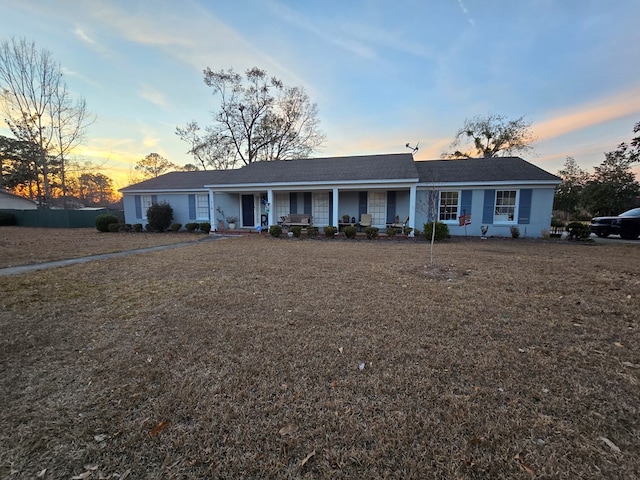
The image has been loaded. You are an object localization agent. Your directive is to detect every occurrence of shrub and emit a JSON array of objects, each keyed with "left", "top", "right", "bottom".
[
  {"left": 307, "top": 226, "right": 319, "bottom": 238},
  {"left": 365, "top": 227, "right": 379, "bottom": 239},
  {"left": 269, "top": 225, "right": 282, "bottom": 237},
  {"left": 95, "top": 213, "right": 120, "bottom": 232},
  {"left": 199, "top": 222, "right": 211, "bottom": 233},
  {"left": 170, "top": 223, "right": 182, "bottom": 232},
  {"left": 386, "top": 227, "right": 397, "bottom": 237},
  {"left": 133, "top": 223, "right": 143, "bottom": 232},
  {"left": 0, "top": 211, "right": 17, "bottom": 226},
  {"left": 107, "top": 222, "right": 122, "bottom": 232},
  {"left": 146, "top": 202, "right": 173, "bottom": 232},
  {"left": 323, "top": 225, "right": 337, "bottom": 238},
  {"left": 344, "top": 225, "right": 357, "bottom": 239},
  {"left": 510, "top": 226, "right": 520, "bottom": 239},
  {"left": 566, "top": 221, "right": 591, "bottom": 240},
  {"left": 290, "top": 226, "right": 302, "bottom": 238},
  {"left": 185, "top": 222, "right": 199, "bottom": 232},
  {"left": 423, "top": 221, "right": 449, "bottom": 241}
]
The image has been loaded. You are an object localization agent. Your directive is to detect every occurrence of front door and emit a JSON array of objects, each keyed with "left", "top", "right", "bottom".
[{"left": 242, "top": 194, "right": 255, "bottom": 227}]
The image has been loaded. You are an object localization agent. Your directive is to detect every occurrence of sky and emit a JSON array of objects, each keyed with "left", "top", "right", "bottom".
[{"left": 1, "top": 0, "right": 639, "bottom": 190}]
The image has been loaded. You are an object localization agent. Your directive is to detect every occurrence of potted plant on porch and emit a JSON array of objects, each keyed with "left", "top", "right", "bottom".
[{"left": 226, "top": 216, "right": 238, "bottom": 230}]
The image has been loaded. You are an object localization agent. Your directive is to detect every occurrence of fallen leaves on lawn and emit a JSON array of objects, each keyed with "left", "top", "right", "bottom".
[
  {"left": 599, "top": 436, "right": 622, "bottom": 454},
  {"left": 514, "top": 453, "right": 536, "bottom": 475},
  {"left": 149, "top": 421, "right": 169, "bottom": 437},
  {"left": 299, "top": 450, "right": 316, "bottom": 468},
  {"left": 71, "top": 465, "right": 98, "bottom": 479},
  {"left": 279, "top": 423, "right": 298, "bottom": 436}
]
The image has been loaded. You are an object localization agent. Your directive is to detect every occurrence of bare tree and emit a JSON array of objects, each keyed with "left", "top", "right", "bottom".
[
  {"left": 177, "top": 67, "right": 325, "bottom": 169},
  {"left": 50, "top": 83, "right": 93, "bottom": 206},
  {"left": 443, "top": 113, "right": 535, "bottom": 159},
  {"left": 135, "top": 152, "right": 177, "bottom": 178},
  {"left": 0, "top": 37, "right": 92, "bottom": 205},
  {"left": 175, "top": 121, "right": 236, "bottom": 170}
]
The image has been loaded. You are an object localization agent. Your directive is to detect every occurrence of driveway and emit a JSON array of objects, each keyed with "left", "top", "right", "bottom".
[{"left": 590, "top": 233, "right": 640, "bottom": 244}]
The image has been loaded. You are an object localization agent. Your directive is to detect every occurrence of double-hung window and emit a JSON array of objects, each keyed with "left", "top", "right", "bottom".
[
  {"left": 494, "top": 190, "right": 517, "bottom": 222},
  {"left": 196, "top": 194, "right": 209, "bottom": 219},
  {"left": 141, "top": 195, "right": 154, "bottom": 218},
  {"left": 439, "top": 191, "right": 459, "bottom": 222}
]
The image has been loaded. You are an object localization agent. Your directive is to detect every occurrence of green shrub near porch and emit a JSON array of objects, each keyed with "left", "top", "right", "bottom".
[
  {"left": 323, "top": 225, "right": 337, "bottom": 238},
  {"left": 423, "top": 221, "right": 449, "bottom": 241},
  {"left": 269, "top": 225, "right": 282, "bottom": 237},
  {"left": 344, "top": 225, "right": 357, "bottom": 239}
]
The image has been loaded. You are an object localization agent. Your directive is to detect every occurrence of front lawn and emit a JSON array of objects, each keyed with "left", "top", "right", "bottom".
[{"left": 1, "top": 235, "right": 638, "bottom": 479}]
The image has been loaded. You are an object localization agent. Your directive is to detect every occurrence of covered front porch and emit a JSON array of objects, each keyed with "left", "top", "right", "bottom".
[{"left": 208, "top": 184, "right": 417, "bottom": 233}]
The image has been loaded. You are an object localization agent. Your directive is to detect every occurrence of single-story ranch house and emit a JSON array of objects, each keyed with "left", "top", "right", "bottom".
[{"left": 120, "top": 153, "right": 561, "bottom": 237}]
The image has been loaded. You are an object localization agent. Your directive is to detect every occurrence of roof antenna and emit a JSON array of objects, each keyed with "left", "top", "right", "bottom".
[{"left": 405, "top": 142, "right": 419, "bottom": 154}]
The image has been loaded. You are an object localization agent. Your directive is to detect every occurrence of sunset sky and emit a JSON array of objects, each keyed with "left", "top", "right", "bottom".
[{"left": 2, "top": 0, "right": 639, "bottom": 190}]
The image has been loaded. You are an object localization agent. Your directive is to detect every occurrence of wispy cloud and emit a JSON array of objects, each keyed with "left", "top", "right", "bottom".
[
  {"left": 267, "top": 1, "right": 376, "bottom": 59},
  {"left": 138, "top": 84, "right": 167, "bottom": 108},
  {"left": 73, "top": 27, "right": 95, "bottom": 45},
  {"left": 457, "top": 0, "right": 476, "bottom": 27},
  {"left": 533, "top": 86, "right": 640, "bottom": 142}
]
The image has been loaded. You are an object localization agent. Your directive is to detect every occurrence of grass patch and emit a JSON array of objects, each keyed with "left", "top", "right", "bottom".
[{"left": 0, "top": 231, "right": 639, "bottom": 478}]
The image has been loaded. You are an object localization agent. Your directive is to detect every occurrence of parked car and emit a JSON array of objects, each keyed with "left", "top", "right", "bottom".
[{"left": 590, "top": 207, "right": 640, "bottom": 239}]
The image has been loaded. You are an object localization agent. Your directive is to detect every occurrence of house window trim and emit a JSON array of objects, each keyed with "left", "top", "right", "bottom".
[
  {"left": 195, "top": 194, "right": 209, "bottom": 220},
  {"left": 493, "top": 189, "right": 518, "bottom": 224},
  {"left": 141, "top": 195, "right": 154, "bottom": 220},
  {"left": 438, "top": 190, "right": 461, "bottom": 224}
]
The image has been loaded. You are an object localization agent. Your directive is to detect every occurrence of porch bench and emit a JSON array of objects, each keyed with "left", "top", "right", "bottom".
[{"left": 280, "top": 214, "right": 313, "bottom": 228}]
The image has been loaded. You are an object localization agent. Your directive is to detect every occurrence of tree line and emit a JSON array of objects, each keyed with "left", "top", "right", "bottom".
[
  {"left": 554, "top": 121, "right": 640, "bottom": 218},
  {"left": 0, "top": 38, "right": 121, "bottom": 207}
]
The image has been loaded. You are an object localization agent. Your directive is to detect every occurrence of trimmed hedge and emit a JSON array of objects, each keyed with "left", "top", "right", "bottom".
[{"left": 95, "top": 214, "right": 120, "bottom": 232}]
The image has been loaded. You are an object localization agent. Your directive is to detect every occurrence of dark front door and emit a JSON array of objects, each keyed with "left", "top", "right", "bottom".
[{"left": 242, "top": 195, "right": 255, "bottom": 227}]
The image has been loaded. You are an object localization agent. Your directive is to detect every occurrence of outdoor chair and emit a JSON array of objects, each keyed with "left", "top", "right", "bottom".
[
  {"left": 390, "top": 216, "right": 409, "bottom": 233},
  {"left": 358, "top": 213, "right": 372, "bottom": 231}
]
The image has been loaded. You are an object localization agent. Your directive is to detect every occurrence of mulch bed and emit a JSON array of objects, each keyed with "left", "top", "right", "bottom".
[{"left": 0, "top": 230, "right": 638, "bottom": 479}]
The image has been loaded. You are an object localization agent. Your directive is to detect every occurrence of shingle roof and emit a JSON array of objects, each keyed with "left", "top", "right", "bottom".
[
  {"left": 119, "top": 170, "right": 218, "bottom": 192},
  {"left": 119, "top": 154, "right": 560, "bottom": 192},
  {"left": 415, "top": 157, "right": 561, "bottom": 183},
  {"left": 206, "top": 153, "right": 418, "bottom": 185}
]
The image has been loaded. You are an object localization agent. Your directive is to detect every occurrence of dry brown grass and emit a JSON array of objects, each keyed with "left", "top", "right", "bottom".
[
  {"left": 1, "top": 229, "right": 639, "bottom": 479},
  {"left": 0, "top": 227, "right": 204, "bottom": 269}
]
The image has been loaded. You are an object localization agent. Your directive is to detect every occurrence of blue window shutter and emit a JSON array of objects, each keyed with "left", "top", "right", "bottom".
[
  {"left": 359, "top": 191, "right": 367, "bottom": 216},
  {"left": 482, "top": 189, "right": 495, "bottom": 224},
  {"left": 518, "top": 189, "right": 532, "bottom": 224},
  {"left": 460, "top": 190, "right": 472, "bottom": 218},
  {"left": 188, "top": 194, "right": 196, "bottom": 220},
  {"left": 387, "top": 191, "right": 396, "bottom": 223},
  {"left": 289, "top": 193, "right": 297, "bottom": 213},
  {"left": 303, "top": 192, "right": 312, "bottom": 214},
  {"left": 329, "top": 195, "right": 334, "bottom": 224},
  {"left": 135, "top": 196, "right": 142, "bottom": 219},
  {"left": 151, "top": 195, "right": 157, "bottom": 204}
]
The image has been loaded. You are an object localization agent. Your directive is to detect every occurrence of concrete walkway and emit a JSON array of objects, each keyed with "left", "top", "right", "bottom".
[{"left": 0, "top": 235, "right": 227, "bottom": 276}]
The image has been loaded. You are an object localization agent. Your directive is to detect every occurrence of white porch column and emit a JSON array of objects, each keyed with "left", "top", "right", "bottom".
[
  {"left": 267, "top": 189, "right": 274, "bottom": 226},
  {"left": 332, "top": 188, "right": 339, "bottom": 226},
  {"left": 408, "top": 185, "right": 417, "bottom": 237},
  {"left": 209, "top": 189, "right": 217, "bottom": 232}
]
